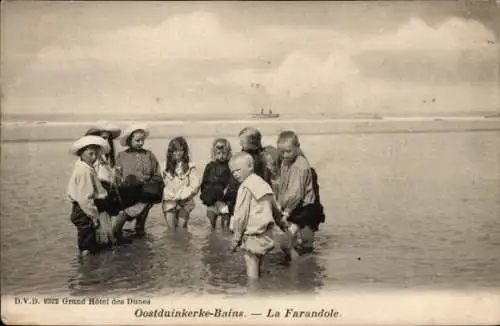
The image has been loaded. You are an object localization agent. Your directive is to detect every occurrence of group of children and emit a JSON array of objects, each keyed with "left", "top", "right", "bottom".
[{"left": 67, "top": 122, "right": 325, "bottom": 280}]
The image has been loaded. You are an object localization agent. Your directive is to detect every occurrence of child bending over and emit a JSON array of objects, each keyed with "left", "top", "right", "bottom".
[{"left": 276, "top": 130, "right": 325, "bottom": 261}]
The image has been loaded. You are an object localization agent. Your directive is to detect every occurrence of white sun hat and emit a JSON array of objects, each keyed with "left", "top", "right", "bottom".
[
  {"left": 69, "top": 135, "right": 111, "bottom": 156},
  {"left": 85, "top": 121, "right": 122, "bottom": 139},
  {"left": 120, "top": 123, "right": 150, "bottom": 147}
]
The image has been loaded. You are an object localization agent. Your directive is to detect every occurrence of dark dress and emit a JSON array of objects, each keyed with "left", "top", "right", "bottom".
[{"left": 200, "top": 161, "right": 239, "bottom": 214}]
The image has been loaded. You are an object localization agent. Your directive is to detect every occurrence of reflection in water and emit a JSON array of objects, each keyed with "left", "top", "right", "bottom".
[
  {"left": 201, "top": 231, "right": 247, "bottom": 293},
  {"left": 258, "top": 250, "right": 326, "bottom": 295},
  {"left": 4, "top": 133, "right": 500, "bottom": 295},
  {"left": 68, "top": 238, "right": 155, "bottom": 296},
  {"left": 200, "top": 228, "right": 327, "bottom": 295}
]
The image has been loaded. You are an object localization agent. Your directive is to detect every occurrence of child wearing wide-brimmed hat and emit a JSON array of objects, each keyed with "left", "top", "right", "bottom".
[
  {"left": 113, "top": 124, "right": 163, "bottom": 238},
  {"left": 85, "top": 121, "right": 121, "bottom": 183},
  {"left": 67, "top": 135, "right": 111, "bottom": 255}
]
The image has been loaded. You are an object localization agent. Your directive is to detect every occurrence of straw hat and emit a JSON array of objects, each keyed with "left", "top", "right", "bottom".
[
  {"left": 69, "top": 135, "right": 111, "bottom": 156},
  {"left": 85, "top": 121, "right": 122, "bottom": 139},
  {"left": 120, "top": 123, "right": 150, "bottom": 147}
]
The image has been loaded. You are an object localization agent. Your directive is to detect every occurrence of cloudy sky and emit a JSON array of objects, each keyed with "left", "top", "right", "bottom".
[{"left": 2, "top": 1, "right": 499, "bottom": 116}]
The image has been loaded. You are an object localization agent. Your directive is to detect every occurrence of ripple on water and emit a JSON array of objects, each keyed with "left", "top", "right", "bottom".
[{"left": 2, "top": 133, "right": 500, "bottom": 295}]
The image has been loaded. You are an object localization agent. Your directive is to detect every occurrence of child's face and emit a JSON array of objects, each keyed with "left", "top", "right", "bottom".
[
  {"left": 239, "top": 135, "right": 253, "bottom": 151},
  {"left": 173, "top": 148, "right": 185, "bottom": 162},
  {"left": 229, "top": 158, "right": 252, "bottom": 183},
  {"left": 214, "top": 142, "right": 229, "bottom": 161},
  {"left": 130, "top": 131, "right": 145, "bottom": 149},
  {"left": 80, "top": 146, "right": 101, "bottom": 166},
  {"left": 98, "top": 131, "right": 111, "bottom": 140},
  {"left": 278, "top": 139, "right": 299, "bottom": 163}
]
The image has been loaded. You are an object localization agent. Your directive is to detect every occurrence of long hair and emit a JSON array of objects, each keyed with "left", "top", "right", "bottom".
[
  {"left": 263, "top": 144, "right": 279, "bottom": 179},
  {"left": 165, "top": 136, "right": 190, "bottom": 176},
  {"left": 106, "top": 138, "right": 116, "bottom": 167},
  {"left": 211, "top": 138, "right": 232, "bottom": 162}
]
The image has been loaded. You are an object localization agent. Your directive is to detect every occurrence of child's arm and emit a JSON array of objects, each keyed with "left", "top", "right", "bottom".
[
  {"left": 280, "top": 164, "right": 311, "bottom": 217},
  {"left": 223, "top": 175, "right": 239, "bottom": 214},
  {"left": 162, "top": 171, "right": 179, "bottom": 201},
  {"left": 200, "top": 163, "right": 211, "bottom": 192},
  {"left": 114, "top": 152, "right": 124, "bottom": 185},
  {"left": 73, "top": 170, "right": 100, "bottom": 225},
  {"left": 271, "top": 196, "right": 287, "bottom": 231},
  {"left": 229, "top": 187, "right": 252, "bottom": 251},
  {"left": 149, "top": 151, "right": 162, "bottom": 179},
  {"left": 188, "top": 167, "right": 201, "bottom": 197},
  {"left": 178, "top": 166, "right": 201, "bottom": 200}
]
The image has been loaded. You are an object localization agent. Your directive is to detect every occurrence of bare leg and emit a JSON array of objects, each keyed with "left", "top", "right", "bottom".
[
  {"left": 207, "top": 210, "right": 217, "bottom": 229},
  {"left": 222, "top": 215, "right": 231, "bottom": 230},
  {"left": 258, "top": 254, "right": 264, "bottom": 277},
  {"left": 112, "top": 212, "right": 128, "bottom": 240},
  {"left": 134, "top": 206, "right": 151, "bottom": 237},
  {"left": 164, "top": 211, "right": 178, "bottom": 229},
  {"left": 280, "top": 223, "right": 300, "bottom": 262},
  {"left": 178, "top": 208, "right": 190, "bottom": 228},
  {"left": 220, "top": 214, "right": 228, "bottom": 230},
  {"left": 243, "top": 252, "right": 261, "bottom": 280},
  {"left": 300, "top": 226, "right": 315, "bottom": 251}
]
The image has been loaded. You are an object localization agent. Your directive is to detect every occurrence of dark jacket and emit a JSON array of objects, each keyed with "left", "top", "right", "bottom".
[{"left": 200, "top": 161, "right": 239, "bottom": 214}]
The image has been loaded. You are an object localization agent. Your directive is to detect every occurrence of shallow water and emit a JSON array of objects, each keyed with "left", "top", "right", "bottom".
[{"left": 1, "top": 132, "right": 499, "bottom": 295}]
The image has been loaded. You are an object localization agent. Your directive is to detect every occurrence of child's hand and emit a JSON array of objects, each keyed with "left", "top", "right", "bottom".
[
  {"left": 228, "top": 238, "right": 241, "bottom": 252},
  {"left": 92, "top": 218, "right": 101, "bottom": 229},
  {"left": 278, "top": 220, "right": 289, "bottom": 232}
]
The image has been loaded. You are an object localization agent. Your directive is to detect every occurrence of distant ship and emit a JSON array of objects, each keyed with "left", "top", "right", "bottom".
[
  {"left": 249, "top": 82, "right": 279, "bottom": 119},
  {"left": 249, "top": 108, "right": 280, "bottom": 119}
]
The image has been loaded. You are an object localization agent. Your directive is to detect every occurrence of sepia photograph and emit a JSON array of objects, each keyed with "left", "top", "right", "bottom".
[{"left": 1, "top": 0, "right": 499, "bottom": 325}]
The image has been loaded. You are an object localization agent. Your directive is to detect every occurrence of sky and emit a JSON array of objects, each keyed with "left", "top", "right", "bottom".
[{"left": 1, "top": 1, "right": 499, "bottom": 116}]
